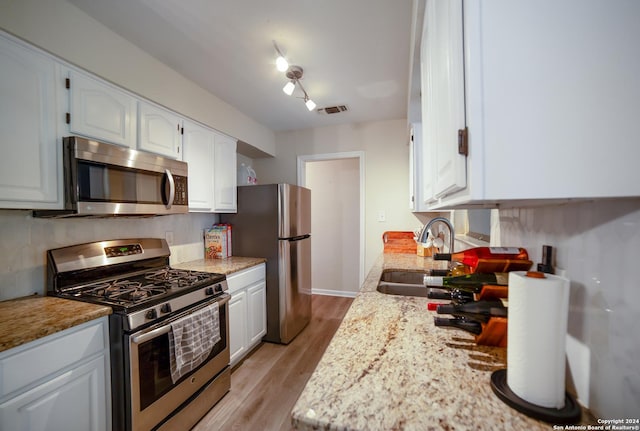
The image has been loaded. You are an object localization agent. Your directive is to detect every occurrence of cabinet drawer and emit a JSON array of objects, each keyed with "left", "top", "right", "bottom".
[
  {"left": 0, "top": 318, "right": 107, "bottom": 397},
  {"left": 226, "top": 264, "right": 266, "bottom": 294}
]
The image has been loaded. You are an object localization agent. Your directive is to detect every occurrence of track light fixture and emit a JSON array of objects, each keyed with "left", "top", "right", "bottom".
[{"left": 273, "top": 41, "right": 316, "bottom": 111}]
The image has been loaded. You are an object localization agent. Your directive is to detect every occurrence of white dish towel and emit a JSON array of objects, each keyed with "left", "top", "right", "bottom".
[{"left": 169, "top": 303, "right": 220, "bottom": 383}]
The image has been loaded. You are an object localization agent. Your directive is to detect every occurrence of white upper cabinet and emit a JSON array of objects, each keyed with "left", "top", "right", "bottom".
[
  {"left": 0, "top": 32, "right": 60, "bottom": 209},
  {"left": 213, "top": 133, "right": 237, "bottom": 213},
  {"left": 418, "top": 0, "right": 640, "bottom": 209},
  {"left": 183, "top": 120, "right": 215, "bottom": 211},
  {"left": 421, "top": 0, "right": 466, "bottom": 203},
  {"left": 66, "top": 69, "right": 137, "bottom": 148},
  {"left": 138, "top": 101, "right": 183, "bottom": 159},
  {"left": 182, "top": 120, "right": 237, "bottom": 213}
]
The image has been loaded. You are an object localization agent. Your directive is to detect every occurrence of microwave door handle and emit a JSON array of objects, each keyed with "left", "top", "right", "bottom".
[{"left": 165, "top": 169, "right": 175, "bottom": 209}]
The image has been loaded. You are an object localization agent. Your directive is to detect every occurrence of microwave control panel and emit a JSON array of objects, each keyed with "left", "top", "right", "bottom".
[{"left": 174, "top": 175, "right": 188, "bottom": 205}]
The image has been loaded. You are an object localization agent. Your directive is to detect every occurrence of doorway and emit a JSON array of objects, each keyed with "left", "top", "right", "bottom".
[{"left": 298, "top": 152, "right": 364, "bottom": 297}]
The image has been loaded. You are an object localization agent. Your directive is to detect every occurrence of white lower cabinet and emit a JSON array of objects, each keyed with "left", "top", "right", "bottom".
[
  {"left": 0, "top": 317, "right": 111, "bottom": 431},
  {"left": 226, "top": 264, "right": 266, "bottom": 367},
  {"left": 228, "top": 290, "right": 248, "bottom": 365}
]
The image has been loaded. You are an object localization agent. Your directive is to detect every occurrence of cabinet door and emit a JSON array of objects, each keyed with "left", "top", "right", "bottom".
[
  {"left": 138, "top": 101, "right": 182, "bottom": 159},
  {"left": 228, "top": 291, "right": 247, "bottom": 367},
  {"left": 0, "top": 355, "right": 108, "bottom": 431},
  {"left": 212, "top": 133, "right": 237, "bottom": 213},
  {"left": 182, "top": 120, "right": 215, "bottom": 211},
  {"left": 0, "top": 33, "right": 60, "bottom": 208},
  {"left": 247, "top": 281, "right": 267, "bottom": 346},
  {"left": 422, "top": 0, "right": 466, "bottom": 200},
  {"left": 67, "top": 69, "right": 137, "bottom": 148}
]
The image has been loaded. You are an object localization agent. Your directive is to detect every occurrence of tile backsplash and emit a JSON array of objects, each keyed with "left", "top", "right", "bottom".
[
  {"left": 0, "top": 210, "right": 217, "bottom": 300},
  {"left": 498, "top": 198, "right": 640, "bottom": 419}
]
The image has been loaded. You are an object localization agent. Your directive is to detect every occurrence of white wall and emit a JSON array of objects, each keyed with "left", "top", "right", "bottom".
[
  {"left": 499, "top": 199, "right": 640, "bottom": 418},
  {"left": 254, "top": 119, "right": 423, "bottom": 276},
  {"left": 0, "top": 0, "right": 275, "bottom": 156},
  {"left": 0, "top": 210, "right": 217, "bottom": 301}
]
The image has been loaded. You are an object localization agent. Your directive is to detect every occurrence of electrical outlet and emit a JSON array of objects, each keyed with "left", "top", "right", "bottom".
[{"left": 377, "top": 210, "right": 386, "bottom": 222}]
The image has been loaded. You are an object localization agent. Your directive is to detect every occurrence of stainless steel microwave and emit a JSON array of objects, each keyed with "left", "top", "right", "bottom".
[{"left": 34, "top": 136, "right": 188, "bottom": 217}]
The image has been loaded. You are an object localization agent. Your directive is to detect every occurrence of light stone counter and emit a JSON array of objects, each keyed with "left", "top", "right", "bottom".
[
  {"left": 173, "top": 256, "right": 266, "bottom": 275},
  {"left": 291, "top": 253, "right": 585, "bottom": 430}
]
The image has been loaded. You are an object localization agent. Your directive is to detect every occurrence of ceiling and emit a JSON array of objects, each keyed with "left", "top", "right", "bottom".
[{"left": 67, "top": 0, "right": 413, "bottom": 132}]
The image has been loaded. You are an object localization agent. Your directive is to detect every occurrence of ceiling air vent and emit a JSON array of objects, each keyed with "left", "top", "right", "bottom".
[{"left": 316, "top": 105, "right": 348, "bottom": 114}]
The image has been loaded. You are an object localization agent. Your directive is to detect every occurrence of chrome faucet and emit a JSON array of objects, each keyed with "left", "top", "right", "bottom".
[{"left": 418, "top": 217, "right": 455, "bottom": 254}]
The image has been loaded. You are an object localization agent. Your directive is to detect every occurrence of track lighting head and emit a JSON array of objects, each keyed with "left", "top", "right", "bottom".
[{"left": 282, "top": 81, "right": 295, "bottom": 95}]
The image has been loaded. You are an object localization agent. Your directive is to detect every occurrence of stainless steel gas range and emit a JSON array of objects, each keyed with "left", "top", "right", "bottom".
[{"left": 46, "top": 238, "right": 230, "bottom": 431}]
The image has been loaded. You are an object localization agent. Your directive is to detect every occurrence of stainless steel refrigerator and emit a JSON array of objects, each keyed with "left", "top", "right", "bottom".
[{"left": 221, "top": 184, "right": 311, "bottom": 344}]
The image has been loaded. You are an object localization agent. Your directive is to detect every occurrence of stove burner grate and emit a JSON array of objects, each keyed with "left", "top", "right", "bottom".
[
  {"left": 82, "top": 279, "right": 168, "bottom": 303},
  {"left": 145, "top": 268, "right": 216, "bottom": 289}
]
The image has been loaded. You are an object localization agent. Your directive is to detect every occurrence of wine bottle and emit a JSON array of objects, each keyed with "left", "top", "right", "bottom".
[
  {"left": 433, "top": 316, "right": 482, "bottom": 335},
  {"left": 434, "top": 247, "right": 530, "bottom": 272},
  {"left": 435, "top": 300, "right": 507, "bottom": 323},
  {"left": 429, "top": 264, "right": 472, "bottom": 277},
  {"left": 426, "top": 288, "right": 474, "bottom": 304},
  {"left": 423, "top": 272, "right": 509, "bottom": 293}
]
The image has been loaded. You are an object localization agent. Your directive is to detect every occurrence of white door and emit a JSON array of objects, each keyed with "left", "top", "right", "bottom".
[
  {"left": 182, "top": 120, "right": 215, "bottom": 211},
  {"left": 138, "top": 101, "right": 182, "bottom": 159},
  {"left": 228, "top": 291, "right": 247, "bottom": 366},
  {"left": 247, "top": 281, "right": 267, "bottom": 345},
  {"left": 0, "top": 33, "right": 60, "bottom": 208},
  {"left": 67, "top": 69, "right": 137, "bottom": 148},
  {"left": 0, "top": 356, "right": 108, "bottom": 431},
  {"left": 423, "top": 0, "right": 467, "bottom": 199},
  {"left": 212, "top": 133, "right": 237, "bottom": 212}
]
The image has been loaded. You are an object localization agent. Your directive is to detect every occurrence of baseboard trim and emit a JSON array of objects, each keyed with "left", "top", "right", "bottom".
[{"left": 312, "top": 288, "right": 358, "bottom": 298}]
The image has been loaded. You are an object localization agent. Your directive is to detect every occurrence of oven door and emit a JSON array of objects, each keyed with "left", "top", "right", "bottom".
[{"left": 128, "top": 293, "right": 230, "bottom": 431}]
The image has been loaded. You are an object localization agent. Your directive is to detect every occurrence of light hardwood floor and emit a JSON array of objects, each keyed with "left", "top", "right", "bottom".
[{"left": 193, "top": 294, "right": 354, "bottom": 431}]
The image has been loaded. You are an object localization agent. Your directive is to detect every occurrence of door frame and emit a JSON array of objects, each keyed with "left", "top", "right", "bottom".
[{"left": 297, "top": 151, "right": 365, "bottom": 290}]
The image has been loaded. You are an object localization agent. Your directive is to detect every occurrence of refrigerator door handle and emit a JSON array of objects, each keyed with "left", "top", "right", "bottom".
[{"left": 284, "top": 234, "right": 311, "bottom": 242}]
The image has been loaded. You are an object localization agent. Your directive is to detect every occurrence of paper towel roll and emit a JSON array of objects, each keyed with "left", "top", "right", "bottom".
[{"left": 507, "top": 271, "right": 570, "bottom": 409}]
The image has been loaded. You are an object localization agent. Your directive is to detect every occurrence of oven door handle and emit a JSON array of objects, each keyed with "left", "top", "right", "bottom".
[{"left": 131, "top": 293, "right": 230, "bottom": 345}]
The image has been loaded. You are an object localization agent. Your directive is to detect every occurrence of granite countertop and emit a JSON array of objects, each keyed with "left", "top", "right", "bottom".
[
  {"left": 0, "top": 296, "right": 112, "bottom": 353},
  {"left": 173, "top": 256, "right": 266, "bottom": 275},
  {"left": 291, "top": 253, "right": 583, "bottom": 430}
]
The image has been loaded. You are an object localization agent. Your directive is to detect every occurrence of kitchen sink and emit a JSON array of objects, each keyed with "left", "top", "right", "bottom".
[
  {"left": 379, "top": 270, "right": 427, "bottom": 285},
  {"left": 377, "top": 270, "right": 429, "bottom": 297}
]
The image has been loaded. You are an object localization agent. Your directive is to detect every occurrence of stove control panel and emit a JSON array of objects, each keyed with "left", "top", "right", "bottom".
[
  {"left": 104, "top": 243, "right": 143, "bottom": 258},
  {"left": 126, "top": 279, "right": 229, "bottom": 330}
]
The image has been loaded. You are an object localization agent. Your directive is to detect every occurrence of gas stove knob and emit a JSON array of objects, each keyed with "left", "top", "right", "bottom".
[
  {"left": 215, "top": 283, "right": 223, "bottom": 293},
  {"left": 160, "top": 303, "right": 172, "bottom": 314},
  {"left": 205, "top": 286, "right": 214, "bottom": 296},
  {"left": 145, "top": 309, "right": 157, "bottom": 320}
]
